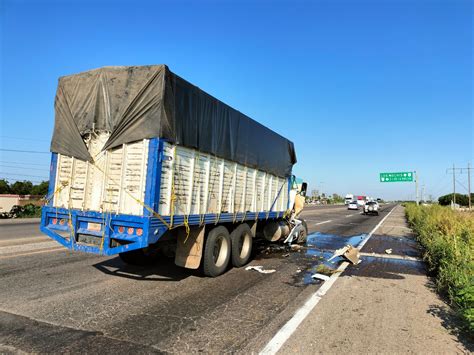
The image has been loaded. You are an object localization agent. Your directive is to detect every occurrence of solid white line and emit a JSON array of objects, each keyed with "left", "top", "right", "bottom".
[
  {"left": 314, "top": 220, "right": 332, "bottom": 225},
  {"left": 357, "top": 206, "right": 397, "bottom": 250},
  {"left": 259, "top": 204, "right": 398, "bottom": 355},
  {"left": 345, "top": 214, "right": 353, "bottom": 217},
  {"left": 359, "top": 252, "right": 422, "bottom": 262}
]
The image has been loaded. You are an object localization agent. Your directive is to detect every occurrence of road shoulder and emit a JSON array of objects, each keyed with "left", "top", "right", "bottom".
[{"left": 277, "top": 205, "right": 473, "bottom": 354}]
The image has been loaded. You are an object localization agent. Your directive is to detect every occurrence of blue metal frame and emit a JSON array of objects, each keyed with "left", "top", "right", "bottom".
[
  {"left": 40, "top": 138, "right": 293, "bottom": 256},
  {"left": 47, "top": 153, "right": 58, "bottom": 207}
]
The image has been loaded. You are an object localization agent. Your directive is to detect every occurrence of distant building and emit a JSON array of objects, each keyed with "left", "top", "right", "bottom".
[{"left": 0, "top": 194, "right": 44, "bottom": 213}]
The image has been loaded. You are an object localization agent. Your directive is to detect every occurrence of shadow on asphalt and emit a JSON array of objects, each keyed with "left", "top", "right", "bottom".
[
  {"left": 92, "top": 256, "right": 195, "bottom": 282},
  {"left": 427, "top": 303, "right": 474, "bottom": 351}
]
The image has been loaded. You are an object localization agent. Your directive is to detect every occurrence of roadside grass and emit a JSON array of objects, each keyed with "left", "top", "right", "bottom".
[{"left": 405, "top": 204, "right": 473, "bottom": 332}]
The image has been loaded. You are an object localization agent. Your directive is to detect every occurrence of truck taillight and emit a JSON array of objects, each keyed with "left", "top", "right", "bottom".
[
  {"left": 136, "top": 228, "right": 143, "bottom": 236},
  {"left": 118, "top": 226, "right": 125, "bottom": 233},
  {"left": 52, "top": 218, "right": 58, "bottom": 225},
  {"left": 59, "top": 219, "right": 66, "bottom": 225},
  {"left": 127, "top": 227, "right": 134, "bottom": 235}
]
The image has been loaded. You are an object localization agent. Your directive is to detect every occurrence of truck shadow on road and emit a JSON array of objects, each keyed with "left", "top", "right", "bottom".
[{"left": 92, "top": 257, "right": 194, "bottom": 282}]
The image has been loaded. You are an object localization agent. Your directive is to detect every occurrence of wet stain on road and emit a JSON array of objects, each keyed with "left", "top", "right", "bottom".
[
  {"left": 344, "top": 256, "right": 425, "bottom": 279},
  {"left": 255, "top": 232, "right": 368, "bottom": 287}
]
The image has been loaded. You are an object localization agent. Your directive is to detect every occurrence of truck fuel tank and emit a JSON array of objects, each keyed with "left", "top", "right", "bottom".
[{"left": 263, "top": 220, "right": 290, "bottom": 242}]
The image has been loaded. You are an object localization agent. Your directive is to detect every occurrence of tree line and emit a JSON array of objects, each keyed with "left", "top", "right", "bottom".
[
  {"left": 438, "top": 193, "right": 474, "bottom": 207},
  {"left": 0, "top": 179, "right": 49, "bottom": 196}
]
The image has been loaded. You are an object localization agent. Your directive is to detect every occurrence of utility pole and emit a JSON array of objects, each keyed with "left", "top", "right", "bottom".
[
  {"left": 415, "top": 171, "right": 419, "bottom": 205},
  {"left": 453, "top": 163, "right": 456, "bottom": 206},
  {"left": 446, "top": 164, "right": 457, "bottom": 207},
  {"left": 468, "top": 163, "right": 472, "bottom": 210},
  {"left": 446, "top": 164, "right": 472, "bottom": 209}
]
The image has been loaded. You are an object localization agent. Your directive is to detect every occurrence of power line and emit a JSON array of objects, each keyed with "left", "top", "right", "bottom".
[
  {"left": 0, "top": 135, "right": 50, "bottom": 143},
  {"left": 0, "top": 148, "right": 50, "bottom": 154},
  {"left": 0, "top": 164, "right": 48, "bottom": 172},
  {"left": 0, "top": 172, "right": 49, "bottom": 179},
  {"left": 0, "top": 160, "right": 48, "bottom": 167}
]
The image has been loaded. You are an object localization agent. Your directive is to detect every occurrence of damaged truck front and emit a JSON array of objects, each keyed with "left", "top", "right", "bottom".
[{"left": 41, "top": 65, "right": 307, "bottom": 277}]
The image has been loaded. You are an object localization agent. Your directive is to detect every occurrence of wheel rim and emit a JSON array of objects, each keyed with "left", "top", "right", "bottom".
[
  {"left": 239, "top": 232, "right": 251, "bottom": 259},
  {"left": 213, "top": 235, "right": 229, "bottom": 268}
]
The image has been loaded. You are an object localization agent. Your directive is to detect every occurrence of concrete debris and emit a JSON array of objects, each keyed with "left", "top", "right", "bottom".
[
  {"left": 290, "top": 244, "right": 303, "bottom": 251},
  {"left": 328, "top": 245, "right": 361, "bottom": 265},
  {"left": 311, "top": 273, "right": 330, "bottom": 281},
  {"left": 282, "top": 253, "right": 290, "bottom": 257},
  {"left": 245, "top": 266, "right": 276, "bottom": 274},
  {"left": 296, "top": 269, "right": 302, "bottom": 273},
  {"left": 385, "top": 248, "right": 393, "bottom": 254}
]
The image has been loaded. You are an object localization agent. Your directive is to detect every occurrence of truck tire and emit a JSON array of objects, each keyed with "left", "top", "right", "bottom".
[
  {"left": 230, "top": 223, "right": 253, "bottom": 267},
  {"left": 296, "top": 220, "right": 308, "bottom": 244},
  {"left": 119, "top": 248, "right": 158, "bottom": 266},
  {"left": 203, "top": 226, "right": 231, "bottom": 277}
]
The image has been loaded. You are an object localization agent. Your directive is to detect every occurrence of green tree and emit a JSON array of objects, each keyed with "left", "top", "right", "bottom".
[
  {"left": 438, "top": 193, "right": 469, "bottom": 206},
  {"left": 0, "top": 179, "right": 11, "bottom": 194},
  {"left": 10, "top": 181, "right": 33, "bottom": 195},
  {"left": 31, "top": 181, "right": 49, "bottom": 196}
]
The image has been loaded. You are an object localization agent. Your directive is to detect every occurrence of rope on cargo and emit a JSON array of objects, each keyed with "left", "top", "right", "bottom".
[
  {"left": 182, "top": 214, "right": 191, "bottom": 244},
  {"left": 266, "top": 179, "right": 287, "bottom": 220},
  {"left": 65, "top": 167, "right": 76, "bottom": 243},
  {"left": 44, "top": 180, "right": 69, "bottom": 204},
  {"left": 195, "top": 151, "right": 206, "bottom": 227},
  {"left": 99, "top": 211, "right": 107, "bottom": 253},
  {"left": 90, "top": 160, "right": 171, "bottom": 229}
]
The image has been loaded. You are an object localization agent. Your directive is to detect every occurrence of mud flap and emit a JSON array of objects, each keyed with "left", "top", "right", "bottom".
[{"left": 175, "top": 226, "right": 205, "bottom": 269}]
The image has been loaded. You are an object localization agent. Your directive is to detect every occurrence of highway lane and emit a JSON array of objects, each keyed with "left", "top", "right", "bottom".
[{"left": 0, "top": 204, "right": 396, "bottom": 353}]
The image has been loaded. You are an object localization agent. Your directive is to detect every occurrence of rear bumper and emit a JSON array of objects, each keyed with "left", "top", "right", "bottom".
[{"left": 40, "top": 206, "right": 165, "bottom": 256}]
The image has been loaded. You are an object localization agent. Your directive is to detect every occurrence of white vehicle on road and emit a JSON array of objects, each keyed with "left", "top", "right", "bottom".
[
  {"left": 363, "top": 201, "right": 379, "bottom": 215},
  {"left": 347, "top": 201, "right": 359, "bottom": 210},
  {"left": 344, "top": 194, "right": 354, "bottom": 205}
]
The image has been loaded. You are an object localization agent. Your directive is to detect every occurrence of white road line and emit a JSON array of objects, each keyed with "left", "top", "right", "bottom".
[
  {"left": 0, "top": 247, "right": 66, "bottom": 260},
  {"left": 359, "top": 252, "right": 422, "bottom": 262},
  {"left": 259, "top": 204, "right": 398, "bottom": 355},
  {"left": 314, "top": 220, "right": 332, "bottom": 225},
  {"left": 345, "top": 214, "right": 353, "bottom": 217}
]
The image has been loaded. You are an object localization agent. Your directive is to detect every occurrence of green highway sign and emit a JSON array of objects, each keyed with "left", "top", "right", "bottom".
[{"left": 380, "top": 172, "right": 414, "bottom": 182}]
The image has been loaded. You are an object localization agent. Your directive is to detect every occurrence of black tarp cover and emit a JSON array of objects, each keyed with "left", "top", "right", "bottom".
[{"left": 51, "top": 65, "right": 297, "bottom": 177}]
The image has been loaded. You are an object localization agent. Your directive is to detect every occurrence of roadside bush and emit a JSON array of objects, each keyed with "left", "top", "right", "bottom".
[
  {"left": 405, "top": 204, "right": 474, "bottom": 331},
  {"left": 9, "top": 204, "right": 42, "bottom": 218}
]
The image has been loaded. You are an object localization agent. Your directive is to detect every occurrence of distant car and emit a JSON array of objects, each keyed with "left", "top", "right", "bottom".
[
  {"left": 347, "top": 201, "right": 359, "bottom": 210},
  {"left": 363, "top": 201, "right": 379, "bottom": 215}
]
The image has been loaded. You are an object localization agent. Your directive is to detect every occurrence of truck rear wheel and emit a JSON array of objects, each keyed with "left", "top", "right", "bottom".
[
  {"left": 296, "top": 220, "right": 309, "bottom": 244},
  {"left": 119, "top": 248, "right": 158, "bottom": 266},
  {"left": 230, "top": 223, "right": 253, "bottom": 267},
  {"left": 203, "top": 226, "right": 231, "bottom": 277}
]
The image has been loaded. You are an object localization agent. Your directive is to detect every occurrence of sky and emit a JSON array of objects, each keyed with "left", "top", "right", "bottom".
[{"left": 0, "top": 0, "right": 472, "bottom": 200}]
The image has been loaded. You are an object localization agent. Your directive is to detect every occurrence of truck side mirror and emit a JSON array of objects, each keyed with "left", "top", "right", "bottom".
[{"left": 300, "top": 182, "right": 307, "bottom": 197}]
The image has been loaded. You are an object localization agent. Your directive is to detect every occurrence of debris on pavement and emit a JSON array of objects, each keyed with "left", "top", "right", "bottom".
[
  {"left": 245, "top": 266, "right": 276, "bottom": 274},
  {"left": 311, "top": 273, "right": 330, "bottom": 281},
  {"left": 282, "top": 253, "right": 290, "bottom": 257},
  {"left": 327, "top": 245, "right": 361, "bottom": 265},
  {"left": 290, "top": 244, "right": 303, "bottom": 252},
  {"left": 385, "top": 248, "right": 393, "bottom": 254}
]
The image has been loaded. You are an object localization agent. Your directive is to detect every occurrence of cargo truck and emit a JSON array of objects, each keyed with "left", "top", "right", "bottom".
[{"left": 40, "top": 65, "right": 307, "bottom": 277}]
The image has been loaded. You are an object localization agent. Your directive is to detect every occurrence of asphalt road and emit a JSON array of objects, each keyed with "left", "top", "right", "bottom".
[{"left": 0, "top": 204, "right": 396, "bottom": 353}]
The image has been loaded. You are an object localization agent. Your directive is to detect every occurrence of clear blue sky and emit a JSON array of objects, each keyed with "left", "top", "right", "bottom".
[{"left": 1, "top": 0, "right": 472, "bottom": 200}]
